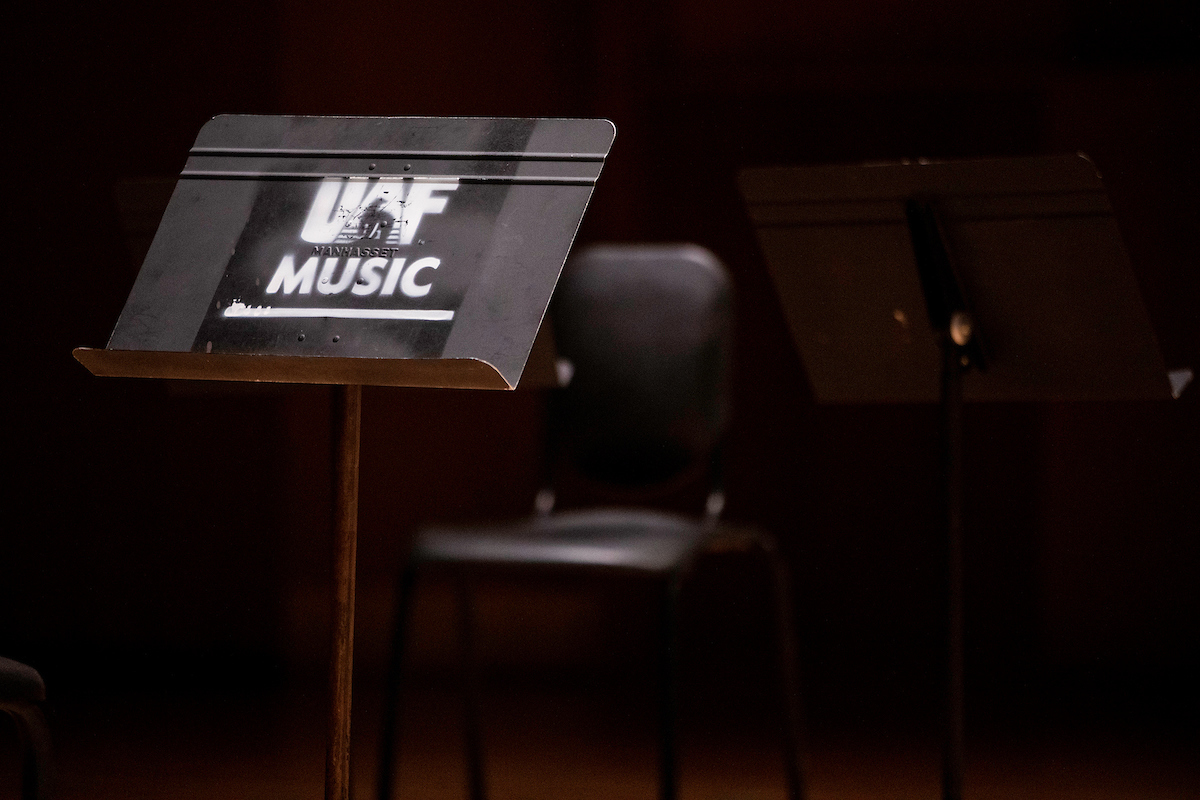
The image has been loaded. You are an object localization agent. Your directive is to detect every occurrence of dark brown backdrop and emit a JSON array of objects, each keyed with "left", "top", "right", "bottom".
[{"left": 4, "top": 0, "right": 1197, "bottom": 738}]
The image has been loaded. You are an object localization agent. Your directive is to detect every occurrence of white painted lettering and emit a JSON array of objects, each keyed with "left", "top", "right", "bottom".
[
  {"left": 380, "top": 258, "right": 407, "bottom": 296},
  {"left": 317, "top": 257, "right": 359, "bottom": 295},
  {"left": 301, "top": 178, "right": 406, "bottom": 244},
  {"left": 352, "top": 257, "right": 388, "bottom": 296},
  {"left": 302, "top": 180, "right": 366, "bottom": 243},
  {"left": 266, "top": 254, "right": 318, "bottom": 295},
  {"left": 299, "top": 178, "right": 457, "bottom": 246},
  {"left": 398, "top": 183, "right": 457, "bottom": 244},
  {"left": 401, "top": 257, "right": 440, "bottom": 298}
]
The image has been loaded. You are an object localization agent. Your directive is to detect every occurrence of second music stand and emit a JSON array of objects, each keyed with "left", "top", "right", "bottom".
[{"left": 740, "top": 154, "right": 1170, "bottom": 799}]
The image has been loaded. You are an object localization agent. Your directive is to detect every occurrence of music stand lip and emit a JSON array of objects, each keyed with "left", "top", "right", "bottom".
[
  {"left": 192, "top": 114, "right": 617, "bottom": 161},
  {"left": 739, "top": 152, "right": 1106, "bottom": 202},
  {"left": 72, "top": 347, "right": 521, "bottom": 390}
]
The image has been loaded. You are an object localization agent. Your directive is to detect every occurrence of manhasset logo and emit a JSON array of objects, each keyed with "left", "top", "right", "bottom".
[{"left": 224, "top": 177, "right": 459, "bottom": 322}]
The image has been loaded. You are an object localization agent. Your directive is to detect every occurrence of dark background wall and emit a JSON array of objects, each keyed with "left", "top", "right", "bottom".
[{"left": 4, "top": 0, "right": 1197, "bottom": 737}]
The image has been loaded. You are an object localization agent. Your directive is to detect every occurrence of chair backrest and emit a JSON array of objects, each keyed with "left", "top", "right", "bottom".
[{"left": 549, "top": 244, "right": 732, "bottom": 491}]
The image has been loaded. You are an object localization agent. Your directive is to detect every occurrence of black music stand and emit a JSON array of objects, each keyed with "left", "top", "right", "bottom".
[
  {"left": 75, "top": 114, "right": 615, "bottom": 800},
  {"left": 739, "top": 154, "right": 1170, "bottom": 800}
]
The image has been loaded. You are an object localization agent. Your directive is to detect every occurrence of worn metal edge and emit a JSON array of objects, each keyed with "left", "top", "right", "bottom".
[
  {"left": 190, "top": 147, "right": 609, "bottom": 161},
  {"left": 177, "top": 172, "right": 599, "bottom": 184},
  {"left": 73, "top": 347, "right": 514, "bottom": 390}
]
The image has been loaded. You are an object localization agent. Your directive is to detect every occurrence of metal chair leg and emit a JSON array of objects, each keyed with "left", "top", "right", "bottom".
[
  {"left": 761, "top": 537, "right": 808, "bottom": 800},
  {"left": 377, "top": 560, "right": 420, "bottom": 800},
  {"left": 456, "top": 569, "right": 487, "bottom": 800},
  {"left": 2, "top": 703, "right": 51, "bottom": 800},
  {"left": 657, "top": 570, "right": 684, "bottom": 800}
]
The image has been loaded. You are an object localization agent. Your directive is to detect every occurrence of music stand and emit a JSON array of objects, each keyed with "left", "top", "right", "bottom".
[
  {"left": 739, "top": 154, "right": 1170, "bottom": 799},
  {"left": 75, "top": 114, "right": 615, "bottom": 800}
]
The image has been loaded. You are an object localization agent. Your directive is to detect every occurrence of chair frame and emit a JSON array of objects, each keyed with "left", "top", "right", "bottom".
[
  {"left": 376, "top": 243, "right": 806, "bottom": 800},
  {"left": 375, "top": 512, "right": 807, "bottom": 800}
]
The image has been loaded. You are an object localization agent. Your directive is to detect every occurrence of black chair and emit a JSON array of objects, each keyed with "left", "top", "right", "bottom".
[
  {"left": 0, "top": 657, "right": 50, "bottom": 800},
  {"left": 377, "top": 244, "right": 806, "bottom": 800}
]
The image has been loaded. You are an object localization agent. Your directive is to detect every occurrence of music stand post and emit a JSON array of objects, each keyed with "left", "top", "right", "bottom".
[
  {"left": 75, "top": 114, "right": 615, "bottom": 800},
  {"left": 905, "top": 196, "right": 981, "bottom": 800},
  {"left": 327, "top": 383, "right": 361, "bottom": 800},
  {"left": 740, "top": 155, "right": 1171, "bottom": 800}
]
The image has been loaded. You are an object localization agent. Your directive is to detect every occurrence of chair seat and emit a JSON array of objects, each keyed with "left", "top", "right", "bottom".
[
  {"left": 415, "top": 508, "right": 712, "bottom": 574},
  {"left": 0, "top": 658, "right": 45, "bottom": 705}
]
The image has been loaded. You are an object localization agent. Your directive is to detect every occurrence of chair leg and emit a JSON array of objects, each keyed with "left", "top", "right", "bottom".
[
  {"left": 3, "top": 703, "right": 51, "bottom": 800},
  {"left": 456, "top": 570, "right": 487, "bottom": 800},
  {"left": 762, "top": 540, "right": 808, "bottom": 800},
  {"left": 657, "top": 570, "right": 684, "bottom": 800},
  {"left": 377, "top": 560, "right": 420, "bottom": 800}
]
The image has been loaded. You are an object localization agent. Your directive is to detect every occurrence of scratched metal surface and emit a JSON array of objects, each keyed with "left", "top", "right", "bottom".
[{"left": 100, "top": 115, "right": 615, "bottom": 389}]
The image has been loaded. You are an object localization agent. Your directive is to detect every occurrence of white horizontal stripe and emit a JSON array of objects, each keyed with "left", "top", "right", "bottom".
[{"left": 223, "top": 304, "right": 453, "bottom": 321}]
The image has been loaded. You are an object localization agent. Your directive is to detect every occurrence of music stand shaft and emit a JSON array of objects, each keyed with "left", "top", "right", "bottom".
[
  {"left": 907, "top": 199, "right": 972, "bottom": 800},
  {"left": 941, "top": 344, "right": 966, "bottom": 800},
  {"left": 327, "top": 384, "right": 361, "bottom": 800}
]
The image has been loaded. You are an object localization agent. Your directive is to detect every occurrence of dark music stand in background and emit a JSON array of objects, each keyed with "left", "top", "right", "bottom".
[
  {"left": 739, "top": 154, "right": 1171, "bottom": 800},
  {"left": 75, "top": 114, "right": 615, "bottom": 800}
]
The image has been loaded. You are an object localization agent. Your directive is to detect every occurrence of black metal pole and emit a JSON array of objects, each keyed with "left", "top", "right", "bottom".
[
  {"left": 906, "top": 197, "right": 977, "bottom": 800},
  {"left": 764, "top": 539, "right": 808, "bottom": 800},
  {"left": 457, "top": 570, "right": 487, "bottom": 800},
  {"left": 941, "top": 341, "right": 966, "bottom": 800},
  {"left": 377, "top": 560, "right": 419, "bottom": 800},
  {"left": 657, "top": 571, "right": 683, "bottom": 800}
]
